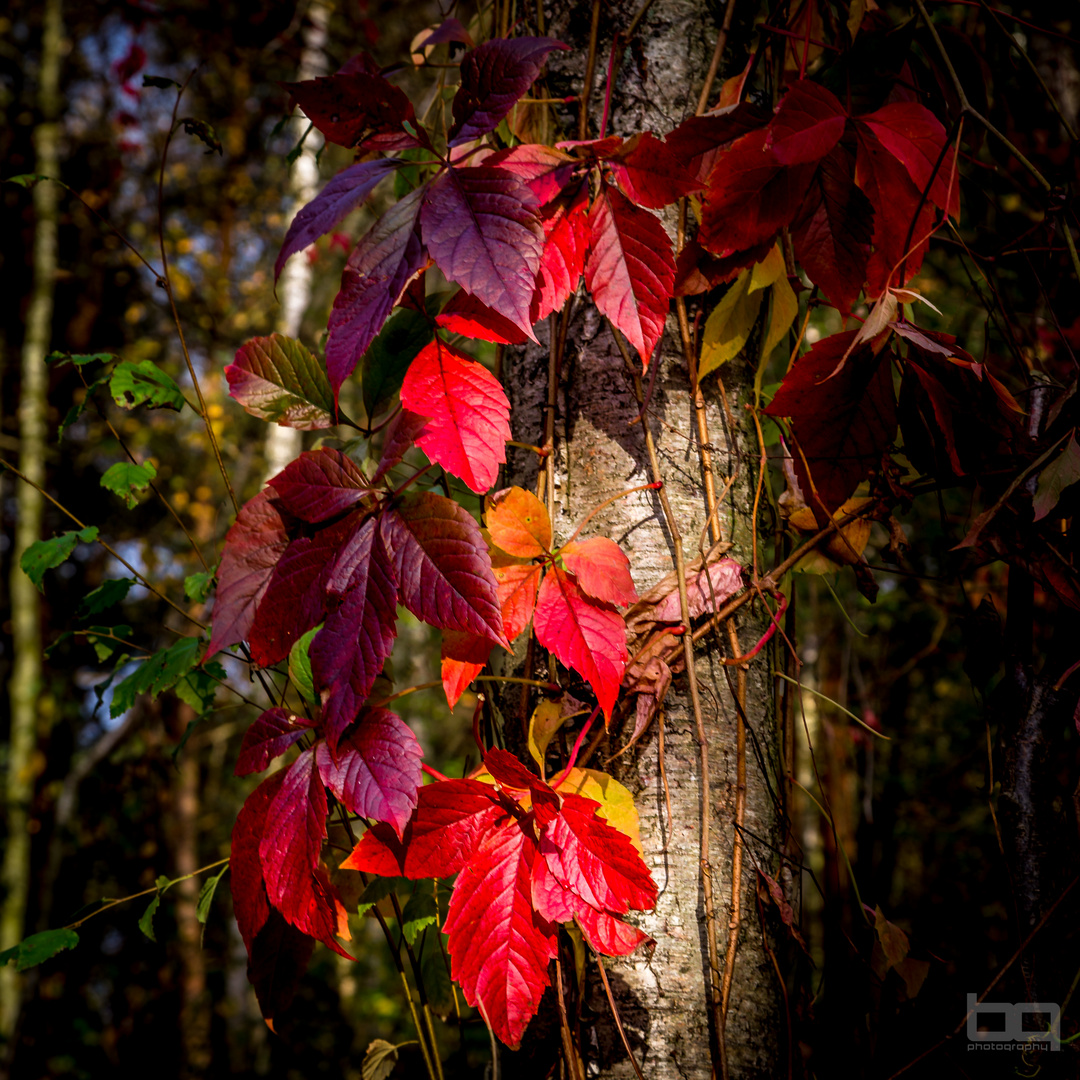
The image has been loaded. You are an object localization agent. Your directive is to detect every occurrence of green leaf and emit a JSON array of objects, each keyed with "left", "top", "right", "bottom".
[
  {"left": 138, "top": 895, "right": 162, "bottom": 942},
  {"left": 46, "top": 350, "right": 116, "bottom": 368},
  {"left": 196, "top": 865, "right": 228, "bottom": 925},
  {"left": 58, "top": 373, "right": 110, "bottom": 442},
  {"left": 5, "top": 174, "right": 51, "bottom": 189},
  {"left": 100, "top": 460, "right": 158, "bottom": 509},
  {"left": 20, "top": 527, "right": 99, "bottom": 592},
  {"left": 84, "top": 624, "right": 133, "bottom": 663},
  {"left": 228, "top": 335, "right": 336, "bottom": 429},
  {"left": 1033, "top": 432, "right": 1080, "bottom": 522},
  {"left": 361, "top": 1039, "right": 400, "bottom": 1080},
  {"left": 401, "top": 886, "right": 438, "bottom": 946},
  {"left": 110, "top": 361, "right": 186, "bottom": 412},
  {"left": 174, "top": 661, "right": 224, "bottom": 716},
  {"left": 180, "top": 117, "right": 223, "bottom": 155},
  {"left": 110, "top": 637, "right": 205, "bottom": 718},
  {"left": 143, "top": 75, "right": 180, "bottom": 89},
  {"left": 288, "top": 626, "right": 320, "bottom": 706},
  {"left": 79, "top": 578, "right": 135, "bottom": 617},
  {"left": 361, "top": 307, "right": 435, "bottom": 421},
  {"left": 356, "top": 876, "right": 410, "bottom": 917},
  {"left": 0, "top": 929, "right": 79, "bottom": 972},
  {"left": 184, "top": 569, "right": 215, "bottom": 603}
]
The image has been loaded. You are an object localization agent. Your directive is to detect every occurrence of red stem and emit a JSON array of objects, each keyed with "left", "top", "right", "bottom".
[
  {"left": 421, "top": 762, "right": 450, "bottom": 782},
  {"left": 552, "top": 705, "right": 600, "bottom": 789}
]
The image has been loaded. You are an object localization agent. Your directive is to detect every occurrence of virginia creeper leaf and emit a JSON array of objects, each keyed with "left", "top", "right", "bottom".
[
  {"left": 441, "top": 629, "right": 492, "bottom": 707},
  {"left": 207, "top": 489, "right": 293, "bottom": 658},
  {"left": 535, "top": 184, "right": 589, "bottom": 321},
  {"left": 266, "top": 447, "right": 370, "bottom": 523},
  {"left": 1033, "top": 433, "right": 1080, "bottom": 522},
  {"left": 326, "top": 186, "right": 426, "bottom": 400},
  {"left": 584, "top": 185, "right": 675, "bottom": 368},
  {"left": 533, "top": 566, "right": 628, "bottom": 720},
  {"left": 247, "top": 908, "right": 316, "bottom": 1026},
  {"left": 232, "top": 770, "right": 284, "bottom": 954},
  {"left": 766, "top": 79, "right": 848, "bottom": 165},
  {"left": 420, "top": 166, "right": 543, "bottom": 337},
  {"left": 493, "top": 562, "right": 542, "bottom": 643},
  {"left": 275, "top": 158, "right": 399, "bottom": 280},
  {"left": 436, "top": 289, "right": 529, "bottom": 345},
  {"left": 315, "top": 708, "right": 422, "bottom": 838},
  {"left": 448, "top": 37, "right": 568, "bottom": 146},
  {"left": 485, "top": 143, "right": 578, "bottom": 205},
  {"left": 607, "top": 131, "right": 699, "bottom": 208},
  {"left": 400, "top": 338, "right": 512, "bottom": 493},
  {"left": 558, "top": 537, "right": 637, "bottom": 607},
  {"left": 486, "top": 486, "right": 551, "bottom": 558},
  {"left": 359, "top": 305, "right": 434, "bottom": 422},
  {"left": 310, "top": 516, "right": 399, "bottom": 748},
  {"left": 235, "top": 708, "right": 315, "bottom": 777},
  {"left": 381, "top": 491, "right": 507, "bottom": 646},
  {"left": 226, "top": 334, "right": 336, "bottom": 429},
  {"left": 371, "top": 409, "right": 429, "bottom": 485}
]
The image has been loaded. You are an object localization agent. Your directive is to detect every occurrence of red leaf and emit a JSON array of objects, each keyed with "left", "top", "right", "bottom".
[
  {"left": 484, "top": 747, "right": 560, "bottom": 824},
  {"left": 381, "top": 491, "right": 507, "bottom": 645},
  {"left": 441, "top": 824, "right": 557, "bottom": 1049},
  {"left": 258, "top": 748, "right": 352, "bottom": 958},
  {"left": 207, "top": 490, "right": 293, "bottom": 659},
  {"left": 486, "top": 486, "right": 551, "bottom": 558},
  {"left": 274, "top": 159, "right": 399, "bottom": 281},
  {"left": 855, "top": 127, "right": 937, "bottom": 294},
  {"left": 441, "top": 629, "right": 492, "bottom": 707},
  {"left": 448, "top": 37, "right": 568, "bottom": 146},
  {"left": 859, "top": 102, "right": 958, "bottom": 217},
  {"left": 310, "top": 516, "right": 398, "bottom": 749},
  {"left": 533, "top": 566, "right": 628, "bottom": 720},
  {"left": 325, "top": 186, "right": 427, "bottom": 399},
  {"left": 541, "top": 793, "right": 657, "bottom": 915},
  {"left": 372, "top": 409, "right": 429, "bottom": 485},
  {"left": 400, "top": 339, "right": 512, "bottom": 493},
  {"left": 765, "top": 331, "right": 898, "bottom": 514},
  {"left": 235, "top": 708, "right": 315, "bottom": 777},
  {"left": 559, "top": 537, "right": 638, "bottom": 608},
  {"left": 766, "top": 79, "right": 848, "bottom": 165},
  {"left": 232, "top": 770, "right": 284, "bottom": 954},
  {"left": 607, "top": 131, "right": 699, "bottom": 208},
  {"left": 247, "top": 908, "right": 316, "bottom": 1026},
  {"left": 282, "top": 71, "right": 419, "bottom": 150},
  {"left": 343, "top": 778, "right": 507, "bottom": 878},
  {"left": 315, "top": 708, "right": 422, "bottom": 838},
  {"left": 699, "top": 129, "right": 815, "bottom": 257},
  {"left": 650, "top": 557, "right": 743, "bottom": 622},
  {"left": 674, "top": 238, "right": 775, "bottom": 296},
  {"left": 485, "top": 143, "right": 578, "bottom": 205},
  {"left": 420, "top": 167, "right": 544, "bottom": 337},
  {"left": 436, "top": 290, "right": 530, "bottom": 345},
  {"left": 247, "top": 516, "right": 356, "bottom": 667},
  {"left": 584, "top": 185, "right": 675, "bottom": 368},
  {"left": 494, "top": 562, "right": 542, "bottom": 643},
  {"left": 267, "top": 448, "right": 369, "bottom": 523},
  {"left": 662, "top": 104, "right": 770, "bottom": 185},
  {"left": 536, "top": 184, "right": 589, "bottom": 321},
  {"left": 790, "top": 144, "right": 872, "bottom": 312}
]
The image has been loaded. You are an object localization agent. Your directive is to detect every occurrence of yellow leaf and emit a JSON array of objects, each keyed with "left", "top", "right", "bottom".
[
  {"left": 699, "top": 269, "right": 762, "bottom": 378},
  {"left": 558, "top": 767, "right": 644, "bottom": 855},
  {"left": 527, "top": 697, "right": 587, "bottom": 772},
  {"left": 748, "top": 243, "right": 786, "bottom": 293},
  {"left": 762, "top": 272, "right": 798, "bottom": 363},
  {"left": 789, "top": 497, "right": 874, "bottom": 573}
]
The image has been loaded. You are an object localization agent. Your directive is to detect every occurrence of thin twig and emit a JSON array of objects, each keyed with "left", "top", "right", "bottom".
[
  {"left": 696, "top": 0, "right": 740, "bottom": 115},
  {"left": 595, "top": 953, "right": 647, "bottom": 1080},
  {"left": 578, "top": 0, "right": 603, "bottom": 140}
]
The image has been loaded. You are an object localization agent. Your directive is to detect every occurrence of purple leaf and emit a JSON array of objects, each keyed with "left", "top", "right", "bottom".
[
  {"left": 381, "top": 491, "right": 507, "bottom": 646},
  {"left": 259, "top": 747, "right": 326, "bottom": 919},
  {"left": 448, "top": 37, "right": 568, "bottom": 146},
  {"left": 420, "top": 166, "right": 543, "bottom": 337},
  {"left": 207, "top": 490, "right": 293, "bottom": 659},
  {"left": 325, "top": 186, "right": 426, "bottom": 400},
  {"left": 235, "top": 708, "right": 316, "bottom": 777},
  {"left": 310, "top": 517, "right": 399, "bottom": 749},
  {"left": 267, "top": 448, "right": 370, "bottom": 523},
  {"left": 247, "top": 514, "right": 356, "bottom": 667},
  {"left": 315, "top": 708, "right": 422, "bottom": 838},
  {"left": 274, "top": 158, "right": 399, "bottom": 282},
  {"left": 372, "top": 409, "right": 429, "bottom": 485}
]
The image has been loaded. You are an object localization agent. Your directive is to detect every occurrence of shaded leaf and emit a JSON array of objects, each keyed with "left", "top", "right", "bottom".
[
  {"left": 109, "top": 360, "right": 186, "bottom": 411},
  {"left": 401, "top": 886, "right": 439, "bottom": 945},
  {"left": 766, "top": 79, "right": 847, "bottom": 165},
  {"left": 20, "top": 526, "right": 98, "bottom": 592},
  {"left": 266, "top": 447, "right": 369, "bottom": 523},
  {"left": 235, "top": 708, "right": 315, "bottom": 776},
  {"left": 247, "top": 908, "right": 316, "bottom": 1026},
  {"left": 1033, "top": 432, "right": 1080, "bottom": 521},
  {"left": 607, "top": 131, "right": 699, "bottom": 208},
  {"left": 288, "top": 627, "right": 320, "bottom": 706},
  {"left": 184, "top": 571, "right": 214, "bottom": 604},
  {"left": 360, "top": 306, "right": 435, "bottom": 422},
  {"left": 197, "top": 866, "right": 228, "bottom": 925},
  {"left": 362, "top": 1039, "right": 400, "bottom": 1080},
  {"left": 100, "top": 460, "right": 157, "bottom": 509},
  {"left": 78, "top": 577, "right": 134, "bottom": 616},
  {"left": 0, "top": 929, "right": 79, "bottom": 973},
  {"left": 226, "top": 335, "right": 336, "bottom": 429}
]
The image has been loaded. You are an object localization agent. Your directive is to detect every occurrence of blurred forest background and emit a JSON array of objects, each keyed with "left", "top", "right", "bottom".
[{"left": 0, "top": 1, "right": 1078, "bottom": 1078}]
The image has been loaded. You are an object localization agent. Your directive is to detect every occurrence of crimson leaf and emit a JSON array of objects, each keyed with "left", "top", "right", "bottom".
[
  {"left": 235, "top": 708, "right": 316, "bottom": 777},
  {"left": 448, "top": 37, "right": 568, "bottom": 146},
  {"left": 266, "top": 448, "right": 369, "bottom": 523},
  {"left": 766, "top": 79, "right": 848, "bottom": 165}
]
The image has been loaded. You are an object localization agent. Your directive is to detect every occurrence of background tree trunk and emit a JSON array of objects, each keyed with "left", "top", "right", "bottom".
[
  {"left": 1, "top": 0, "right": 63, "bottom": 1041},
  {"left": 503, "top": 1, "right": 783, "bottom": 1075}
]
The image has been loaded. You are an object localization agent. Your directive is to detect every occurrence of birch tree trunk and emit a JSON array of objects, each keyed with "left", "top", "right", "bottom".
[
  {"left": 262, "top": 0, "right": 329, "bottom": 481},
  {"left": 1, "top": 0, "right": 63, "bottom": 1040},
  {"left": 503, "top": 1, "right": 783, "bottom": 1075}
]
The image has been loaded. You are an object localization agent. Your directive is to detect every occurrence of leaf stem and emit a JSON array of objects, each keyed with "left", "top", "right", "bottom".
[
  {"left": 774, "top": 673, "right": 890, "bottom": 741},
  {"left": 594, "top": 952, "right": 647, "bottom": 1080}
]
